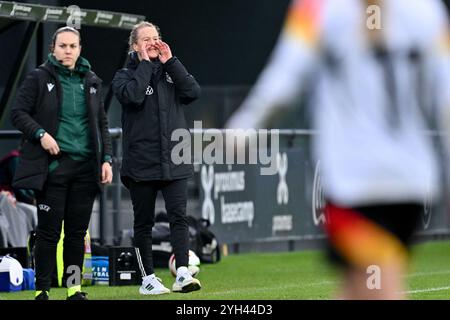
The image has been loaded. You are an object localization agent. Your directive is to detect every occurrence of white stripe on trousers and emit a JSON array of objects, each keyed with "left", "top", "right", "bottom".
[{"left": 134, "top": 247, "right": 147, "bottom": 278}]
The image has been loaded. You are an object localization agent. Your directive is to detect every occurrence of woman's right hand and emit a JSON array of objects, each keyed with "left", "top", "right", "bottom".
[
  {"left": 40, "top": 133, "right": 60, "bottom": 155},
  {"left": 139, "top": 42, "right": 150, "bottom": 61}
]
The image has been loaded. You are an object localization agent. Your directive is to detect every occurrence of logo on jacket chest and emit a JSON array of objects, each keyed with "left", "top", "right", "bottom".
[
  {"left": 47, "top": 83, "right": 55, "bottom": 92},
  {"left": 146, "top": 85, "right": 154, "bottom": 96},
  {"left": 38, "top": 204, "right": 51, "bottom": 212},
  {"left": 165, "top": 73, "right": 173, "bottom": 84},
  {"left": 46, "top": 83, "right": 97, "bottom": 95}
]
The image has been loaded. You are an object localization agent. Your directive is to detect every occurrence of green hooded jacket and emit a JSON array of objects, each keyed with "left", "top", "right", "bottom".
[{"left": 47, "top": 53, "right": 94, "bottom": 161}]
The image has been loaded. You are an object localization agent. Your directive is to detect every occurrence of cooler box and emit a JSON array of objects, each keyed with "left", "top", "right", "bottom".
[
  {"left": 22, "top": 268, "right": 35, "bottom": 291},
  {"left": 0, "top": 256, "right": 24, "bottom": 292}
]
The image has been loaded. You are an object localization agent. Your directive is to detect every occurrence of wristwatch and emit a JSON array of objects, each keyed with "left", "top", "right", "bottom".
[{"left": 38, "top": 131, "right": 46, "bottom": 139}]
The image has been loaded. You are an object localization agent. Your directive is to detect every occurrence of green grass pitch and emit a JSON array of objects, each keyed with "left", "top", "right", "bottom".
[{"left": 1, "top": 239, "right": 450, "bottom": 300}]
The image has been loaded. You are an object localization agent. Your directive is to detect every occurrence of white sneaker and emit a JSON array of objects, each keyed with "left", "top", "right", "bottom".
[
  {"left": 139, "top": 274, "right": 170, "bottom": 295},
  {"left": 172, "top": 267, "right": 201, "bottom": 293}
]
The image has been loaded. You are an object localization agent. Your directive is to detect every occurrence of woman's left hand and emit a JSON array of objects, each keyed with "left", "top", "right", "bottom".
[
  {"left": 101, "top": 162, "right": 113, "bottom": 184},
  {"left": 155, "top": 40, "right": 173, "bottom": 64}
]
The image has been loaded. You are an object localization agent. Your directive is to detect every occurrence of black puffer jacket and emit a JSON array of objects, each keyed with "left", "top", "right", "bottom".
[
  {"left": 112, "top": 52, "right": 200, "bottom": 186},
  {"left": 10, "top": 61, "right": 112, "bottom": 191}
]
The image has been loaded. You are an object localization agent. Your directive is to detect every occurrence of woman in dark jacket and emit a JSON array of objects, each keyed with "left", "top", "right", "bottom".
[
  {"left": 11, "top": 26, "right": 113, "bottom": 300},
  {"left": 112, "top": 21, "right": 201, "bottom": 295}
]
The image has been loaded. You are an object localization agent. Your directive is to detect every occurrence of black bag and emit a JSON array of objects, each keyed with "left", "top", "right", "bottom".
[
  {"left": 151, "top": 219, "right": 172, "bottom": 268},
  {"left": 151, "top": 212, "right": 220, "bottom": 267},
  {"left": 186, "top": 216, "right": 221, "bottom": 264},
  {"left": 150, "top": 211, "right": 200, "bottom": 268}
]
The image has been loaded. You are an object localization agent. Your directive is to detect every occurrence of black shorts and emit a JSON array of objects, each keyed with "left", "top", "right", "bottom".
[{"left": 324, "top": 202, "right": 423, "bottom": 269}]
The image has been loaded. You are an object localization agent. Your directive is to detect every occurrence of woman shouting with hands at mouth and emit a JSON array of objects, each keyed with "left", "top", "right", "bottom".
[{"left": 112, "top": 21, "right": 201, "bottom": 296}]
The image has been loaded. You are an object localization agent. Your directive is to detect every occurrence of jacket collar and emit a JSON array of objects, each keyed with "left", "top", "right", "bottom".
[
  {"left": 46, "top": 53, "right": 91, "bottom": 76},
  {"left": 126, "top": 51, "right": 140, "bottom": 69},
  {"left": 127, "top": 51, "right": 162, "bottom": 71},
  {"left": 40, "top": 60, "right": 100, "bottom": 84}
]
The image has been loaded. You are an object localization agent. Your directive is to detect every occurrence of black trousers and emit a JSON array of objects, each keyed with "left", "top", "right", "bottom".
[
  {"left": 34, "top": 155, "right": 98, "bottom": 291},
  {"left": 129, "top": 178, "right": 189, "bottom": 276}
]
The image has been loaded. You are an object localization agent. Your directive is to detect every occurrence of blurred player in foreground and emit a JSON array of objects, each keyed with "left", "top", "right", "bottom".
[{"left": 227, "top": 0, "right": 450, "bottom": 299}]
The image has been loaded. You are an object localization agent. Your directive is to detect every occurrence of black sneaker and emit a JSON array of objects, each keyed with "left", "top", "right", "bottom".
[
  {"left": 66, "top": 291, "right": 88, "bottom": 300},
  {"left": 35, "top": 291, "right": 49, "bottom": 300}
]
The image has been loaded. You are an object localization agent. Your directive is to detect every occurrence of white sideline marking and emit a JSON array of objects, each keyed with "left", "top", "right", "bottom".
[
  {"left": 401, "top": 286, "right": 450, "bottom": 294},
  {"left": 405, "top": 270, "right": 450, "bottom": 278},
  {"left": 208, "top": 280, "right": 336, "bottom": 296},
  {"left": 207, "top": 270, "right": 450, "bottom": 296}
]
